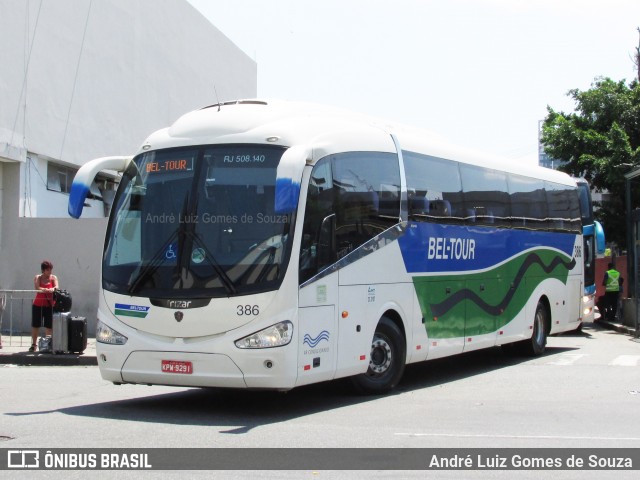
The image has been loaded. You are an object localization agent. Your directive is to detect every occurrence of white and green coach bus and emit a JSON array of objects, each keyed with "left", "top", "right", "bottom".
[{"left": 69, "top": 100, "right": 583, "bottom": 394}]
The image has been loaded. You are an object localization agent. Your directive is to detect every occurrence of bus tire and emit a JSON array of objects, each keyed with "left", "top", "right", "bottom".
[
  {"left": 351, "top": 316, "right": 406, "bottom": 395},
  {"left": 518, "top": 300, "right": 548, "bottom": 356}
]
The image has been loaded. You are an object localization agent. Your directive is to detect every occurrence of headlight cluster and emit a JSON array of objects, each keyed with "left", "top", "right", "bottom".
[
  {"left": 96, "top": 320, "right": 128, "bottom": 345},
  {"left": 582, "top": 294, "right": 594, "bottom": 316},
  {"left": 235, "top": 321, "right": 293, "bottom": 349}
]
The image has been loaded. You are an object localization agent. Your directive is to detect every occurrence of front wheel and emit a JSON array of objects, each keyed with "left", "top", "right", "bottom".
[{"left": 351, "top": 316, "right": 406, "bottom": 395}]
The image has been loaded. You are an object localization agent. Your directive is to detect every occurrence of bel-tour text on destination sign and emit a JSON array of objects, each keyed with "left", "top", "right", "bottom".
[
  {"left": 145, "top": 212, "right": 289, "bottom": 225},
  {"left": 429, "top": 453, "right": 633, "bottom": 469}
]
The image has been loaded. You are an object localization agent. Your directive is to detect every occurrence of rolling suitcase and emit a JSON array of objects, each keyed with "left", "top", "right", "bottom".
[
  {"left": 68, "top": 316, "right": 87, "bottom": 353},
  {"left": 52, "top": 312, "right": 70, "bottom": 354}
]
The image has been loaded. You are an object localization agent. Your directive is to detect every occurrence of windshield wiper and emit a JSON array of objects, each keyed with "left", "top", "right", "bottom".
[
  {"left": 183, "top": 230, "right": 237, "bottom": 295},
  {"left": 128, "top": 192, "right": 189, "bottom": 295},
  {"left": 128, "top": 185, "right": 239, "bottom": 296},
  {"left": 127, "top": 228, "right": 238, "bottom": 296}
]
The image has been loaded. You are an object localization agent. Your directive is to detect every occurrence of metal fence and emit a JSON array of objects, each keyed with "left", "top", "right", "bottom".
[{"left": 0, "top": 290, "right": 39, "bottom": 346}]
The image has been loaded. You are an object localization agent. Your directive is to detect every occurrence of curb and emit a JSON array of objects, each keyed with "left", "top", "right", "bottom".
[
  {"left": 596, "top": 318, "right": 637, "bottom": 336},
  {"left": 0, "top": 351, "right": 97, "bottom": 366}
]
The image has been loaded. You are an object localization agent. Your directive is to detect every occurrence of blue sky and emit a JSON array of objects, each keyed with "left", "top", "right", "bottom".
[{"left": 188, "top": 0, "right": 640, "bottom": 165}]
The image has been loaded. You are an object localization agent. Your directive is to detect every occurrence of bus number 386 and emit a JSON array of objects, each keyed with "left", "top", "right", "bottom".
[{"left": 237, "top": 305, "right": 260, "bottom": 316}]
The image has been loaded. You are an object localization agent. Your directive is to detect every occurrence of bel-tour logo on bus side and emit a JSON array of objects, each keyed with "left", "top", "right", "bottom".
[
  {"left": 114, "top": 303, "right": 150, "bottom": 318},
  {"left": 428, "top": 237, "right": 476, "bottom": 260}
]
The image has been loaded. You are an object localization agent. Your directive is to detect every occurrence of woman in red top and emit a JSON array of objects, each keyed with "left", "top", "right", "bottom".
[{"left": 30, "top": 260, "right": 59, "bottom": 352}]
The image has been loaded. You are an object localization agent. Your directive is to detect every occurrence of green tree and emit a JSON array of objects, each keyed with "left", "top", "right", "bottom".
[{"left": 541, "top": 77, "right": 640, "bottom": 248}]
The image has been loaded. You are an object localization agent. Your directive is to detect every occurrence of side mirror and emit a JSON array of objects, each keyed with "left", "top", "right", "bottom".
[
  {"left": 594, "top": 220, "right": 605, "bottom": 255},
  {"left": 68, "top": 156, "right": 131, "bottom": 218}
]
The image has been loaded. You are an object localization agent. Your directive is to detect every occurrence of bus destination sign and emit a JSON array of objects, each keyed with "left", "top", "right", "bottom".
[{"left": 146, "top": 159, "right": 193, "bottom": 173}]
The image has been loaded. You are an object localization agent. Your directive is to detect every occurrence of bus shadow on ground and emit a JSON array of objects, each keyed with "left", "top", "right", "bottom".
[{"left": 6, "top": 344, "right": 579, "bottom": 433}]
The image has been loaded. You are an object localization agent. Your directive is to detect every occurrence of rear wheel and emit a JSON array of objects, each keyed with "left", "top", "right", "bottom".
[
  {"left": 518, "top": 300, "right": 548, "bottom": 356},
  {"left": 351, "top": 316, "right": 406, "bottom": 395}
]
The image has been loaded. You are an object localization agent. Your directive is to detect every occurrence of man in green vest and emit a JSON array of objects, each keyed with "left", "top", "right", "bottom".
[{"left": 602, "top": 262, "right": 622, "bottom": 322}]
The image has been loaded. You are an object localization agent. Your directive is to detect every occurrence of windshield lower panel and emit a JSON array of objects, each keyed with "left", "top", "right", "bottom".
[{"left": 103, "top": 145, "right": 295, "bottom": 298}]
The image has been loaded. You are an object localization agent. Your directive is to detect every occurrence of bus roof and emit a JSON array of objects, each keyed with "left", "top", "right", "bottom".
[{"left": 140, "top": 99, "right": 576, "bottom": 187}]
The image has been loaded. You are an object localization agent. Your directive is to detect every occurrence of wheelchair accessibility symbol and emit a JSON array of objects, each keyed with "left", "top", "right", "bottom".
[{"left": 165, "top": 243, "right": 177, "bottom": 260}]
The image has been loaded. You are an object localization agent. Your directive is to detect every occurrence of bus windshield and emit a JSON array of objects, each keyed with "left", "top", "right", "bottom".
[{"left": 102, "top": 144, "right": 296, "bottom": 298}]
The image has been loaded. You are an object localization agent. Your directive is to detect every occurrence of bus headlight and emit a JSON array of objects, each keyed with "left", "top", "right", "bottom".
[
  {"left": 235, "top": 321, "right": 293, "bottom": 349},
  {"left": 96, "top": 320, "right": 128, "bottom": 345}
]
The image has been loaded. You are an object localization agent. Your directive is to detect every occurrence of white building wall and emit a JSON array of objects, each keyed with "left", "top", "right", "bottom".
[
  {"left": 0, "top": 0, "right": 257, "bottom": 335},
  {"left": 0, "top": 162, "right": 3, "bottom": 249},
  {"left": 1, "top": 0, "right": 256, "bottom": 167},
  {"left": 17, "top": 154, "right": 105, "bottom": 218}
]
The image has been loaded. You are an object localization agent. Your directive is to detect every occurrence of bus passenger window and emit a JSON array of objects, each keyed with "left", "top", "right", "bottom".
[
  {"left": 299, "top": 152, "right": 400, "bottom": 284},
  {"left": 508, "top": 175, "right": 547, "bottom": 229},
  {"left": 459, "top": 164, "right": 510, "bottom": 227},
  {"left": 332, "top": 152, "right": 400, "bottom": 256},
  {"left": 403, "top": 151, "right": 463, "bottom": 223}
]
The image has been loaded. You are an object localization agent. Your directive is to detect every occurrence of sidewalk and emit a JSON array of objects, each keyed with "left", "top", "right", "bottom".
[
  {"left": 598, "top": 318, "right": 638, "bottom": 336},
  {"left": 0, "top": 335, "right": 97, "bottom": 366}
]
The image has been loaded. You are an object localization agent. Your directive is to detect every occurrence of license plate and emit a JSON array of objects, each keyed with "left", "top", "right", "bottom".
[{"left": 161, "top": 360, "right": 193, "bottom": 374}]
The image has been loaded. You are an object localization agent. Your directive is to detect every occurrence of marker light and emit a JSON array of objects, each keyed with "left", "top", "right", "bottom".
[
  {"left": 235, "top": 321, "right": 293, "bottom": 349},
  {"left": 96, "top": 320, "right": 128, "bottom": 345}
]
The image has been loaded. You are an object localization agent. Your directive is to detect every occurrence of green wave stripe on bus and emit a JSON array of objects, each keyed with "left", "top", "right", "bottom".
[{"left": 413, "top": 249, "right": 575, "bottom": 339}]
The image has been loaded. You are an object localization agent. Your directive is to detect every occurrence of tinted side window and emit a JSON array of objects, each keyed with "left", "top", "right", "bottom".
[
  {"left": 403, "top": 151, "right": 463, "bottom": 223},
  {"left": 459, "top": 164, "right": 510, "bottom": 227},
  {"left": 545, "top": 181, "right": 581, "bottom": 233},
  {"left": 332, "top": 152, "right": 400, "bottom": 258},
  {"left": 299, "top": 152, "right": 400, "bottom": 283},
  {"left": 576, "top": 181, "right": 594, "bottom": 225},
  {"left": 508, "top": 174, "right": 547, "bottom": 229},
  {"left": 299, "top": 157, "right": 335, "bottom": 284}
]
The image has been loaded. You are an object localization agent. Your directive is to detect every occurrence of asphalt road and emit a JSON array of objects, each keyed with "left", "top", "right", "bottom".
[{"left": 2, "top": 322, "right": 639, "bottom": 479}]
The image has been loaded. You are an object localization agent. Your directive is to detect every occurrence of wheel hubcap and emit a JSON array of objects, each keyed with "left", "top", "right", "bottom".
[{"left": 369, "top": 337, "right": 392, "bottom": 374}]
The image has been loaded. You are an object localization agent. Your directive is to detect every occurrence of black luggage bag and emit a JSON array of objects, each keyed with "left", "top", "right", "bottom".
[{"left": 68, "top": 316, "right": 87, "bottom": 353}]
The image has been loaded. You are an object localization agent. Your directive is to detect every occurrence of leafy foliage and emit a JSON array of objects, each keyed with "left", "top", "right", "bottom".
[{"left": 541, "top": 78, "right": 640, "bottom": 248}]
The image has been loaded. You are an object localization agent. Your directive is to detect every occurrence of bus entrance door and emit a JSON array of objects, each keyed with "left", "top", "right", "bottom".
[{"left": 297, "top": 279, "right": 338, "bottom": 387}]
